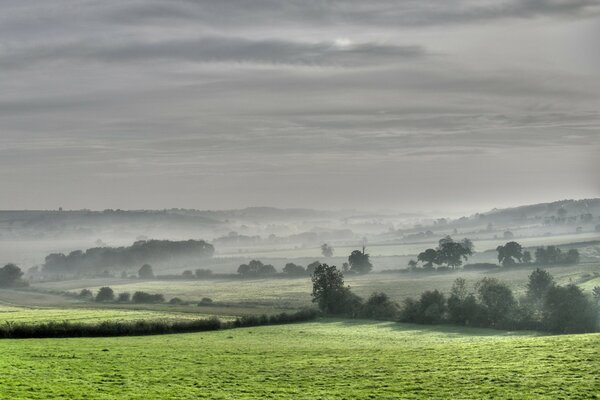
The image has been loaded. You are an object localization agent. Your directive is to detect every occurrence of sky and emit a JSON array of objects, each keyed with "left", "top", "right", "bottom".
[{"left": 1, "top": 0, "right": 599, "bottom": 213}]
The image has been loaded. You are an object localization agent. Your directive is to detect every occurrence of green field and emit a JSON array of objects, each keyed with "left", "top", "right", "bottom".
[
  {"left": 31, "top": 261, "right": 600, "bottom": 312},
  {"left": 0, "top": 320, "right": 597, "bottom": 399},
  {"left": 0, "top": 304, "right": 230, "bottom": 325}
]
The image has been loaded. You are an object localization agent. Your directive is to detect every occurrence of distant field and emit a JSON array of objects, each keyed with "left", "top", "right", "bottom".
[
  {"left": 215, "top": 232, "right": 600, "bottom": 259},
  {"left": 0, "top": 320, "right": 597, "bottom": 399},
  {"left": 32, "top": 261, "right": 600, "bottom": 311},
  {"left": 0, "top": 304, "right": 230, "bottom": 325}
]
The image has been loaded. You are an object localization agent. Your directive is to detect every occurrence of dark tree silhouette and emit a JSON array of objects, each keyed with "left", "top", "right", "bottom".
[
  {"left": 95, "top": 287, "right": 115, "bottom": 302},
  {"left": 0, "top": 263, "right": 24, "bottom": 287},
  {"left": 320, "top": 243, "right": 334, "bottom": 258},
  {"left": 496, "top": 241, "right": 524, "bottom": 266},
  {"left": 348, "top": 249, "right": 373, "bottom": 274},
  {"left": 138, "top": 264, "right": 154, "bottom": 279}
]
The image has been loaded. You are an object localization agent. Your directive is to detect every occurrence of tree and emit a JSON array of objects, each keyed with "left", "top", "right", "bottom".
[
  {"left": 592, "top": 286, "right": 600, "bottom": 303},
  {"left": 522, "top": 250, "right": 532, "bottom": 264},
  {"left": 436, "top": 237, "right": 473, "bottom": 269},
  {"left": 348, "top": 250, "right": 373, "bottom": 274},
  {"left": 417, "top": 249, "right": 438, "bottom": 269},
  {"left": 475, "top": 278, "right": 516, "bottom": 327},
  {"left": 306, "top": 261, "right": 321, "bottom": 276},
  {"left": 447, "top": 278, "right": 480, "bottom": 325},
  {"left": 565, "top": 249, "right": 580, "bottom": 265},
  {"left": 132, "top": 291, "right": 165, "bottom": 303},
  {"left": 237, "top": 260, "right": 277, "bottom": 276},
  {"left": 418, "top": 290, "right": 447, "bottom": 324},
  {"left": 283, "top": 263, "right": 305, "bottom": 275},
  {"left": 195, "top": 269, "right": 212, "bottom": 278},
  {"left": 311, "top": 264, "right": 360, "bottom": 314},
  {"left": 78, "top": 288, "right": 93, "bottom": 299},
  {"left": 360, "top": 292, "right": 399, "bottom": 320},
  {"left": 320, "top": 243, "right": 334, "bottom": 258},
  {"left": 496, "top": 241, "right": 523, "bottom": 266},
  {"left": 0, "top": 263, "right": 24, "bottom": 287},
  {"left": 96, "top": 287, "right": 115, "bottom": 302},
  {"left": 117, "top": 292, "right": 131, "bottom": 302},
  {"left": 526, "top": 268, "right": 554, "bottom": 305},
  {"left": 542, "top": 285, "right": 598, "bottom": 333},
  {"left": 138, "top": 264, "right": 154, "bottom": 279},
  {"left": 407, "top": 259, "right": 418, "bottom": 270}
]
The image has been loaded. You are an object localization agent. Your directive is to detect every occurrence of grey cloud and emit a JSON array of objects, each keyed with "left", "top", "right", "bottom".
[
  {"left": 108, "top": 0, "right": 600, "bottom": 28},
  {"left": 0, "top": 37, "right": 424, "bottom": 69}
]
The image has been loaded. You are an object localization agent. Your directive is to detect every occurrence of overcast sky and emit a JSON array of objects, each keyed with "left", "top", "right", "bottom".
[{"left": 1, "top": 0, "right": 599, "bottom": 213}]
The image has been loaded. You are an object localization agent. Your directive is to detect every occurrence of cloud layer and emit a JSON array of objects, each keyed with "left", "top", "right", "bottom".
[{"left": 0, "top": 0, "right": 598, "bottom": 211}]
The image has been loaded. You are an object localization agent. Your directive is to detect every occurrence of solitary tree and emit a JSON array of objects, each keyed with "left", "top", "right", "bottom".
[
  {"left": 436, "top": 237, "right": 473, "bottom": 269},
  {"left": 348, "top": 249, "right": 373, "bottom": 274},
  {"left": 320, "top": 243, "right": 334, "bottom": 258},
  {"left": 95, "top": 287, "right": 115, "bottom": 302},
  {"left": 138, "top": 264, "right": 154, "bottom": 279},
  {"left": 496, "top": 241, "right": 523, "bottom": 266},
  {"left": 0, "top": 263, "right": 24, "bottom": 287}
]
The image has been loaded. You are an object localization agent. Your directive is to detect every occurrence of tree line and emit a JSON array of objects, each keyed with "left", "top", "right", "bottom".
[
  {"left": 42, "top": 239, "right": 214, "bottom": 274},
  {"left": 408, "top": 237, "right": 580, "bottom": 271},
  {"left": 311, "top": 264, "right": 599, "bottom": 334}
]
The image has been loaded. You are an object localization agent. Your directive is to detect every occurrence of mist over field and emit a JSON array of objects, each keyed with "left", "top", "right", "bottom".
[{"left": 0, "top": 1, "right": 599, "bottom": 398}]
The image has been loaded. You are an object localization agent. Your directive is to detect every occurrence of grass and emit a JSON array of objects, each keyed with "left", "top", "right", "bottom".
[
  {"left": 0, "top": 320, "right": 597, "bottom": 399},
  {"left": 0, "top": 304, "right": 232, "bottom": 325},
  {"left": 31, "top": 260, "right": 600, "bottom": 311}
]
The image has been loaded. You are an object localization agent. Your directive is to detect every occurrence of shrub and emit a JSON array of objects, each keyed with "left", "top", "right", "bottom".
[
  {"left": 169, "top": 297, "right": 184, "bottom": 305},
  {"left": 542, "top": 285, "right": 598, "bottom": 333},
  {"left": 475, "top": 278, "right": 516, "bottom": 327},
  {"left": 360, "top": 292, "right": 399, "bottom": 320},
  {"left": 198, "top": 297, "right": 213, "bottom": 306},
  {"left": 195, "top": 269, "right": 213, "bottom": 279},
  {"left": 117, "top": 292, "right": 131, "bottom": 302},
  {"left": 78, "top": 289, "right": 93, "bottom": 299},
  {"left": 138, "top": 264, "right": 154, "bottom": 279},
  {"left": 132, "top": 291, "right": 164, "bottom": 304}
]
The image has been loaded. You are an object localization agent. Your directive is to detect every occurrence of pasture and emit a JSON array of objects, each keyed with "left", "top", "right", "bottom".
[
  {"left": 0, "top": 304, "right": 228, "bottom": 325},
  {"left": 31, "top": 261, "right": 600, "bottom": 312},
  {"left": 0, "top": 320, "right": 597, "bottom": 399}
]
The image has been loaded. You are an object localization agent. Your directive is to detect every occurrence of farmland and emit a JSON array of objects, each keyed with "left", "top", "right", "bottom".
[
  {"left": 0, "top": 320, "right": 598, "bottom": 399},
  {"left": 30, "top": 260, "right": 600, "bottom": 312},
  {"left": 0, "top": 304, "right": 227, "bottom": 325}
]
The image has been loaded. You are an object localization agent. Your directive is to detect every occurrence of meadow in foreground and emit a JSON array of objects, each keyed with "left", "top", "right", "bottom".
[{"left": 0, "top": 320, "right": 597, "bottom": 399}]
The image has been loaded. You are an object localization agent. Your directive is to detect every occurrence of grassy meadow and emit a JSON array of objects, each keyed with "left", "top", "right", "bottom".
[
  {"left": 0, "top": 320, "right": 598, "bottom": 399},
  {"left": 0, "top": 304, "right": 232, "bottom": 325},
  {"left": 29, "top": 260, "right": 600, "bottom": 313}
]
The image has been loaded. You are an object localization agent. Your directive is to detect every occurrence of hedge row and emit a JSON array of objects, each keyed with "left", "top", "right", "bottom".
[{"left": 0, "top": 309, "right": 319, "bottom": 339}]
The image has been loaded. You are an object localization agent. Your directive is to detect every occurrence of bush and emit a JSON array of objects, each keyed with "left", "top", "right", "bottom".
[
  {"left": 95, "top": 287, "right": 115, "bottom": 302},
  {"left": 138, "top": 264, "right": 154, "bottom": 279},
  {"left": 78, "top": 289, "right": 93, "bottom": 299},
  {"left": 195, "top": 269, "right": 213, "bottom": 279},
  {"left": 542, "top": 285, "right": 598, "bottom": 333},
  {"left": 399, "top": 290, "right": 446, "bottom": 324},
  {"left": 117, "top": 292, "right": 131, "bottom": 302},
  {"left": 132, "top": 291, "right": 164, "bottom": 304},
  {"left": 0, "top": 263, "right": 25, "bottom": 288},
  {"left": 169, "top": 297, "right": 184, "bottom": 305},
  {"left": 198, "top": 297, "right": 213, "bottom": 306},
  {"left": 360, "top": 292, "right": 399, "bottom": 320},
  {"left": 463, "top": 263, "right": 498, "bottom": 271}
]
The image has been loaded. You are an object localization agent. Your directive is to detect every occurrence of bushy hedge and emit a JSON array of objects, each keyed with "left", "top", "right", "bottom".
[{"left": 0, "top": 309, "right": 319, "bottom": 339}]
